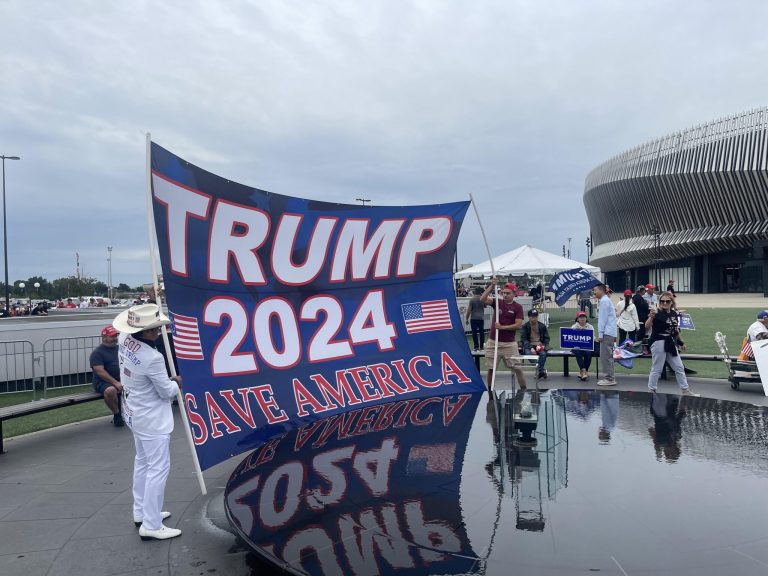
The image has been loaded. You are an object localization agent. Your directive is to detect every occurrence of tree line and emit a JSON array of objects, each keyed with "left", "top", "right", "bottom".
[{"left": 1, "top": 276, "right": 144, "bottom": 301}]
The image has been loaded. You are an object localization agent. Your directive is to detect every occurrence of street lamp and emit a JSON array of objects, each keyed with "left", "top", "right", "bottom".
[
  {"left": 107, "top": 246, "right": 113, "bottom": 301},
  {"left": 650, "top": 225, "right": 661, "bottom": 289},
  {"left": 18, "top": 281, "right": 26, "bottom": 314},
  {"left": 33, "top": 282, "right": 40, "bottom": 306},
  {"left": 1, "top": 155, "right": 21, "bottom": 312},
  {"left": 356, "top": 198, "right": 371, "bottom": 206},
  {"left": 585, "top": 237, "right": 592, "bottom": 265},
  {"left": 567, "top": 237, "right": 572, "bottom": 259}
]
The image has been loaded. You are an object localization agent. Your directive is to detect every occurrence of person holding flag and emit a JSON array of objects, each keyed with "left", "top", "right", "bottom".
[
  {"left": 114, "top": 303, "right": 183, "bottom": 541},
  {"left": 747, "top": 310, "right": 768, "bottom": 342},
  {"left": 741, "top": 310, "right": 768, "bottom": 360},
  {"left": 571, "top": 311, "right": 595, "bottom": 381},
  {"left": 481, "top": 278, "right": 526, "bottom": 390}
]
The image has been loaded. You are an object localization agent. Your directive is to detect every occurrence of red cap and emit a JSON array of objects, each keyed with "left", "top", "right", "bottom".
[
  {"left": 668, "top": 279, "right": 674, "bottom": 283},
  {"left": 624, "top": 289, "right": 632, "bottom": 296},
  {"left": 101, "top": 326, "right": 118, "bottom": 337},
  {"left": 645, "top": 284, "right": 654, "bottom": 289},
  {"left": 576, "top": 311, "right": 587, "bottom": 319},
  {"left": 504, "top": 283, "right": 517, "bottom": 292}
]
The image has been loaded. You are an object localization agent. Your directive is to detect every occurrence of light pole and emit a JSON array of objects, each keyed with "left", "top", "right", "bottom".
[
  {"left": 2, "top": 155, "right": 21, "bottom": 312},
  {"left": 356, "top": 198, "right": 371, "bottom": 206},
  {"left": 18, "top": 281, "right": 26, "bottom": 314},
  {"left": 585, "top": 237, "right": 592, "bottom": 265},
  {"left": 107, "top": 246, "right": 113, "bottom": 301},
  {"left": 33, "top": 282, "right": 40, "bottom": 306},
  {"left": 650, "top": 225, "right": 661, "bottom": 289}
]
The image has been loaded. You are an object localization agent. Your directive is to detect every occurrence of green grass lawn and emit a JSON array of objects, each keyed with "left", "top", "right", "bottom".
[
  {"left": 1, "top": 384, "right": 111, "bottom": 440},
  {"left": 473, "top": 307, "right": 754, "bottom": 379}
]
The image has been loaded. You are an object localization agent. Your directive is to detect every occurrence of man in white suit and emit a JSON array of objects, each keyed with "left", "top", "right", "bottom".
[{"left": 114, "top": 303, "right": 183, "bottom": 541}]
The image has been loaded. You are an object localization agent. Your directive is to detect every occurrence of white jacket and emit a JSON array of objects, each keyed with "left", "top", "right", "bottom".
[
  {"left": 615, "top": 300, "right": 640, "bottom": 332},
  {"left": 118, "top": 332, "right": 179, "bottom": 435}
]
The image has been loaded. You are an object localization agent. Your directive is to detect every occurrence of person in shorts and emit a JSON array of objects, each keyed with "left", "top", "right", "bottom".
[
  {"left": 90, "top": 325, "right": 124, "bottom": 426},
  {"left": 481, "top": 278, "right": 526, "bottom": 390}
]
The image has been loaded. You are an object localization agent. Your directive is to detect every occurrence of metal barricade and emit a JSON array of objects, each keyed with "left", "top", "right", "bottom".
[
  {"left": 42, "top": 336, "right": 102, "bottom": 399},
  {"left": 0, "top": 340, "right": 35, "bottom": 396}
]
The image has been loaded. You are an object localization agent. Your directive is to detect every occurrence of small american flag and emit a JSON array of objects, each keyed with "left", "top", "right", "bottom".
[
  {"left": 171, "top": 312, "right": 204, "bottom": 360},
  {"left": 741, "top": 339, "right": 754, "bottom": 360},
  {"left": 401, "top": 299, "right": 452, "bottom": 334}
]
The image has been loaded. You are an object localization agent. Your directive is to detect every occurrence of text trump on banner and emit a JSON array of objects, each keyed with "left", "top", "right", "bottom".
[{"left": 150, "top": 143, "right": 485, "bottom": 469}]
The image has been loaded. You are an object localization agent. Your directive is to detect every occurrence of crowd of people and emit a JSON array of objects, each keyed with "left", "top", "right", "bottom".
[
  {"left": 471, "top": 276, "right": 767, "bottom": 396},
  {"left": 0, "top": 296, "right": 116, "bottom": 317},
  {"left": 0, "top": 300, "right": 54, "bottom": 317}
]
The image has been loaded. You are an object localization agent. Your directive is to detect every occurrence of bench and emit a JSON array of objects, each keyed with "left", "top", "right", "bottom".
[
  {"left": 0, "top": 391, "right": 103, "bottom": 454},
  {"left": 472, "top": 349, "right": 586, "bottom": 374},
  {"left": 471, "top": 349, "right": 735, "bottom": 380}
]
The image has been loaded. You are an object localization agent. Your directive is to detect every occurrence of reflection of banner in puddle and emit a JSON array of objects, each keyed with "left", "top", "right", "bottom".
[{"left": 225, "top": 393, "right": 481, "bottom": 575}]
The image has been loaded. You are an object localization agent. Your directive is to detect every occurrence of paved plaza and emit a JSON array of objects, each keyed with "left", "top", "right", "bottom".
[{"left": 1, "top": 371, "right": 766, "bottom": 576}]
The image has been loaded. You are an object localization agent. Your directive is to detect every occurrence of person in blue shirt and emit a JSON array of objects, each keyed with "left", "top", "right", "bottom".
[{"left": 594, "top": 283, "right": 617, "bottom": 386}]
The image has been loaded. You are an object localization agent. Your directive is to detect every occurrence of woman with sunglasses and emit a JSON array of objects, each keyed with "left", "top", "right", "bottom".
[{"left": 645, "top": 291, "right": 695, "bottom": 395}]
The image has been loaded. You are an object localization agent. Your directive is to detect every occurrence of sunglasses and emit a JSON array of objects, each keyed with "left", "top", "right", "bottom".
[{"left": 659, "top": 299, "right": 672, "bottom": 304}]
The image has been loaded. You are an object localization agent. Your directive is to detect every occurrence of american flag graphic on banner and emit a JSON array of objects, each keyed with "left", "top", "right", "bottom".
[
  {"left": 171, "top": 312, "right": 204, "bottom": 360},
  {"left": 402, "top": 299, "right": 452, "bottom": 334},
  {"left": 407, "top": 443, "right": 456, "bottom": 474}
]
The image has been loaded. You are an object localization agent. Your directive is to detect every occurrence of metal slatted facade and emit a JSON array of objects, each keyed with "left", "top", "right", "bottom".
[{"left": 584, "top": 108, "right": 768, "bottom": 276}]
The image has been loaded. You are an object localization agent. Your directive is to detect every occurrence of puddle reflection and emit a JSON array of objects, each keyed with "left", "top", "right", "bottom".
[{"left": 226, "top": 389, "right": 768, "bottom": 575}]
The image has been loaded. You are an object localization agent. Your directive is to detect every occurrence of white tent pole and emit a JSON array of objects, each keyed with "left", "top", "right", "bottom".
[
  {"left": 145, "top": 133, "right": 208, "bottom": 495},
  {"left": 469, "top": 194, "right": 499, "bottom": 391}
]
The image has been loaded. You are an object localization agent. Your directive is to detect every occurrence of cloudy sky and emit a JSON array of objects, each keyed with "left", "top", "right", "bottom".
[{"left": 2, "top": 0, "right": 767, "bottom": 288}]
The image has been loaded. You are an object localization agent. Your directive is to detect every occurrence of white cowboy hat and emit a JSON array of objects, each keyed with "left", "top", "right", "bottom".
[{"left": 113, "top": 303, "right": 171, "bottom": 334}]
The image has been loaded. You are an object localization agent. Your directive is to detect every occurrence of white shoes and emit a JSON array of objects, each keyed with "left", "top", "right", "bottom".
[
  {"left": 139, "top": 523, "right": 182, "bottom": 541},
  {"left": 596, "top": 379, "right": 616, "bottom": 386},
  {"left": 134, "top": 510, "right": 171, "bottom": 527}
]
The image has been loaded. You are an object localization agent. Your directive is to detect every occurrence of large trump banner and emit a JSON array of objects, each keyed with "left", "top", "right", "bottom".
[{"left": 150, "top": 143, "right": 485, "bottom": 469}]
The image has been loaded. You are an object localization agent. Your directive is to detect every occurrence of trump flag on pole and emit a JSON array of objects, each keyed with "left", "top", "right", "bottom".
[
  {"left": 548, "top": 267, "right": 599, "bottom": 307},
  {"left": 149, "top": 142, "right": 485, "bottom": 470}
]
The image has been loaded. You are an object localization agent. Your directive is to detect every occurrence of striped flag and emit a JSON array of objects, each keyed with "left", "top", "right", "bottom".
[
  {"left": 171, "top": 312, "right": 204, "bottom": 360},
  {"left": 401, "top": 299, "right": 452, "bottom": 334},
  {"left": 740, "top": 339, "right": 754, "bottom": 360},
  {"left": 407, "top": 443, "right": 456, "bottom": 474}
]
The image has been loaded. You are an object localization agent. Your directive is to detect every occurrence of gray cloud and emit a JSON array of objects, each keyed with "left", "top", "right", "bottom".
[{"left": 2, "top": 0, "right": 767, "bottom": 286}]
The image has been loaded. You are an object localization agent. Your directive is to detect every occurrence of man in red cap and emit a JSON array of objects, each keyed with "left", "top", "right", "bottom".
[
  {"left": 643, "top": 283, "right": 658, "bottom": 309},
  {"left": 480, "top": 278, "right": 526, "bottom": 390},
  {"left": 90, "top": 325, "right": 124, "bottom": 426}
]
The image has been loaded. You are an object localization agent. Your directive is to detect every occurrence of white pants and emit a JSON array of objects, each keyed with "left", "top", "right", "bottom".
[{"left": 132, "top": 431, "right": 171, "bottom": 530}]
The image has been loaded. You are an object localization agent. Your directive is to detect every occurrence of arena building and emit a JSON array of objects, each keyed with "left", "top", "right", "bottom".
[{"left": 584, "top": 107, "right": 768, "bottom": 294}]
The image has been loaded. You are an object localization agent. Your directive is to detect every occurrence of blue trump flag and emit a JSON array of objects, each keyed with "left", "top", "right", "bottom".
[
  {"left": 150, "top": 143, "right": 485, "bottom": 469},
  {"left": 548, "top": 267, "right": 599, "bottom": 307}
]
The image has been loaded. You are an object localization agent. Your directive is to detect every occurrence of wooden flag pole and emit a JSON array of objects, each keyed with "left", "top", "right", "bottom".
[
  {"left": 469, "top": 194, "right": 499, "bottom": 391},
  {"left": 145, "top": 133, "right": 207, "bottom": 495}
]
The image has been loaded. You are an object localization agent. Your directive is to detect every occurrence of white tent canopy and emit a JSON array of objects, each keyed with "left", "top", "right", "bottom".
[{"left": 455, "top": 244, "right": 600, "bottom": 278}]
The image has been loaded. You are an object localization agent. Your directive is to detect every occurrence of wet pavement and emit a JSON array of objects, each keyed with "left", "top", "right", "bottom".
[{"left": 1, "top": 373, "right": 767, "bottom": 576}]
